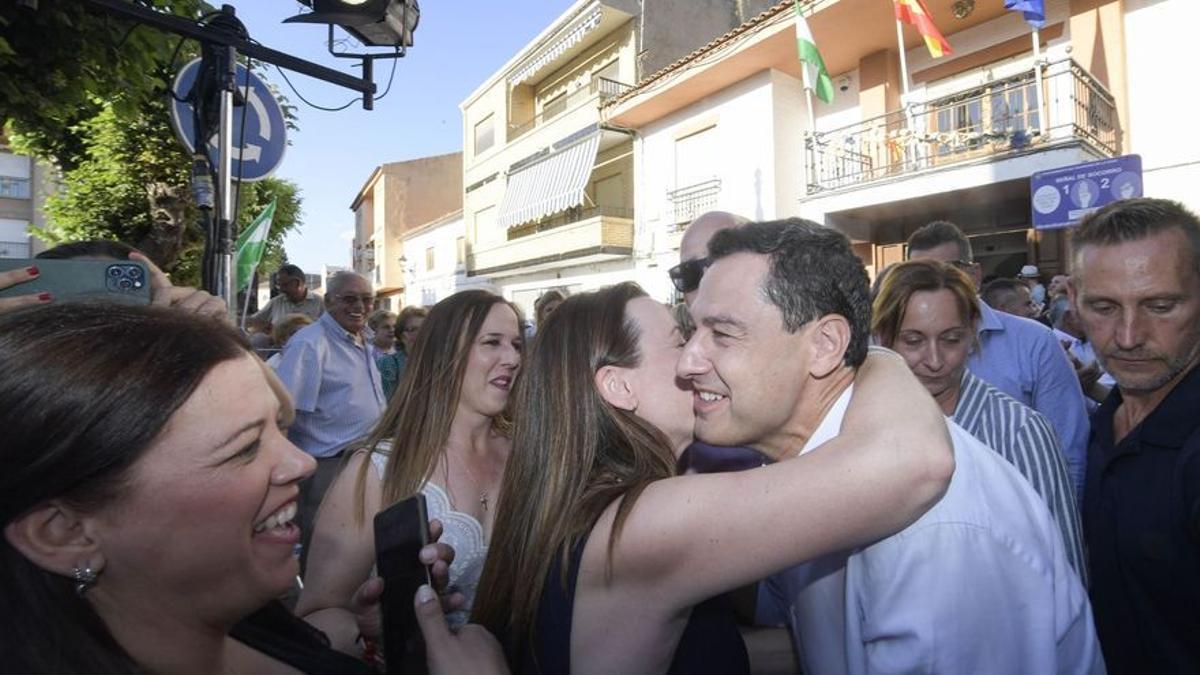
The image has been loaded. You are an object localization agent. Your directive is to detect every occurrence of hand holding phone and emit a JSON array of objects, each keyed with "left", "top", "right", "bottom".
[
  {"left": 0, "top": 259, "right": 151, "bottom": 306},
  {"left": 374, "top": 494, "right": 432, "bottom": 674}
]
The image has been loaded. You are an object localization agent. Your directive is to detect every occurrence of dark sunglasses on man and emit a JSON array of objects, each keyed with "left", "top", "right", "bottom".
[{"left": 668, "top": 257, "right": 712, "bottom": 294}]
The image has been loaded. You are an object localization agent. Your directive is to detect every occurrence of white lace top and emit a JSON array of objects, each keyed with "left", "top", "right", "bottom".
[{"left": 370, "top": 450, "right": 487, "bottom": 629}]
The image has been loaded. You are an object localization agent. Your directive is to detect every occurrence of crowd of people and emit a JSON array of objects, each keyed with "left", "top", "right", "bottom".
[{"left": 0, "top": 196, "right": 1197, "bottom": 674}]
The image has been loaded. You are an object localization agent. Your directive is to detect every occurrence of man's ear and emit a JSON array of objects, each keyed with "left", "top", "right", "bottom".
[
  {"left": 594, "top": 365, "right": 638, "bottom": 412},
  {"left": 807, "top": 314, "right": 853, "bottom": 378},
  {"left": 4, "top": 501, "right": 106, "bottom": 580}
]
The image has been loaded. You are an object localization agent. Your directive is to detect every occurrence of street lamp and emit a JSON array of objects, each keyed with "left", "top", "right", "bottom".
[{"left": 285, "top": 0, "right": 419, "bottom": 48}]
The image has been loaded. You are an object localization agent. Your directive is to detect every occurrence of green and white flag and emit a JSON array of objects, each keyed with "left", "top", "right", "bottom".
[
  {"left": 234, "top": 199, "right": 276, "bottom": 292},
  {"left": 795, "top": 1, "right": 834, "bottom": 104}
]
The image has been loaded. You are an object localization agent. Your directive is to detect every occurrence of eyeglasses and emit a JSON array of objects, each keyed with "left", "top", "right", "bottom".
[
  {"left": 668, "top": 257, "right": 712, "bottom": 294},
  {"left": 947, "top": 259, "right": 976, "bottom": 271},
  {"left": 335, "top": 294, "right": 375, "bottom": 307}
]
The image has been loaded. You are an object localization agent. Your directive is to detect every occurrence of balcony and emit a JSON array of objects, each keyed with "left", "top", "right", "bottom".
[
  {"left": 805, "top": 59, "right": 1118, "bottom": 193},
  {"left": 509, "top": 77, "right": 632, "bottom": 142},
  {"left": 666, "top": 179, "right": 722, "bottom": 230},
  {"left": 0, "top": 240, "right": 30, "bottom": 258},
  {"left": 469, "top": 204, "right": 634, "bottom": 277}
]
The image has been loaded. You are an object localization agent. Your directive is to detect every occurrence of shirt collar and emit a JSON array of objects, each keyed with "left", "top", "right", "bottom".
[
  {"left": 319, "top": 311, "right": 362, "bottom": 344},
  {"left": 799, "top": 385, "right": 855, "bottom": 456},
  {"left": 1096, "top": 363, "right": 1200, "bottom": 454},
  {"left": 976, "top": 300, "right": 1005, "bottom": 334}
]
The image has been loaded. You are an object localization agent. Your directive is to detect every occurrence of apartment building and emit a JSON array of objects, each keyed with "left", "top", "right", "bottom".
[
  {"left": 460, "top": 0, "right": 777, "bottom": 314},
  {"left": 604, "top": 0, "right": 1193, "bottom": 292},
  {"left": 401, "top": 209, "right": 493, "bottom": 307},
  {"left": 349, "top": 152, "right": 462, "bottom": 311},
  {"left": 0, "top": 143, "right": 53, "bottom": 260}
]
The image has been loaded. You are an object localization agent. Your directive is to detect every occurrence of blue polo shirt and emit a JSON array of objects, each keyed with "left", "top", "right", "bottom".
[
  {"left": 968, "top": 302, "right": 1090, "bottom": 501},
  {"left": 1084, "top": 364, "right": 1200, "bottom": 673},
  {"left": 273, "top": 312, "right": 386, "bottom": 458}
]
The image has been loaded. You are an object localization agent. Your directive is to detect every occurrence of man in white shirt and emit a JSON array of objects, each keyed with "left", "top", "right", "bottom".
[{"left": 679, "top": 218, "right": 1104, "bottom": 674}]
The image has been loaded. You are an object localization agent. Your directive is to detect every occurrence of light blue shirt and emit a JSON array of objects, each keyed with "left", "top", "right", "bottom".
[
  {"left": 273, "top": 312, "right": 386, "bottom": 458},
  {"left": 968, "top": 302, "right": 1090, "bottom": 501},
  {"left": 760, "top": 386, "right": 1104, "bottom": 675},
  {"left": 953, "top": 369, "right": 1087, "bottom": 581}
]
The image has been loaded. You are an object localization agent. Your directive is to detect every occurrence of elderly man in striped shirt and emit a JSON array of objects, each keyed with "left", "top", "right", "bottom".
[{"left": 872, "top": 259, "right": 1086, "bottom": 576}]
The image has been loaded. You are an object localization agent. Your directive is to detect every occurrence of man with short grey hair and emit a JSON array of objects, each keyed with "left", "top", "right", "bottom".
[{"left": 274, "top": 271, "right": 386, "bottom": 567}]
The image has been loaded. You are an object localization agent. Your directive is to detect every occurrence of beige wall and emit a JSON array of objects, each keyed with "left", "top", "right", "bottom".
[{"left": 1069, "top": 0, "right": 1130, "bottom": 151}]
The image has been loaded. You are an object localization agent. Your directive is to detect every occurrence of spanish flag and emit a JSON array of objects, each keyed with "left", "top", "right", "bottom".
[{"left": 894, "top": 0, "right": 952, "bottom": 58}]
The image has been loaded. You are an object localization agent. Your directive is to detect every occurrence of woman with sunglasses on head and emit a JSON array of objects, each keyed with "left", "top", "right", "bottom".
[
  {"left": 473, "top": 282, "right": 954, "bottom": 674},
  {"left": 298, "top": 289, "right": 523, "bottom": 656}
]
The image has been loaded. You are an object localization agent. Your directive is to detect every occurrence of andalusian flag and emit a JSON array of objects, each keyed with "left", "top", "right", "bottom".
[
  {"left": 234, "top": 199, "right": 276, "bottom": 292},
  {"left": 894, "top": 0, "right": 952, "bottom": 58},
  {"left": 794, "top": 1, "right": 834, "bottom": 104}
]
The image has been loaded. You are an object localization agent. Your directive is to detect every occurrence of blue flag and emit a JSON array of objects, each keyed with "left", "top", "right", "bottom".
[{"left": 1005, "top": 0, "right": 1046, "bottom": 28}]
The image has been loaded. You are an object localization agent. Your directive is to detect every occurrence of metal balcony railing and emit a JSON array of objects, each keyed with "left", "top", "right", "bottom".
[
  {"left": 509, "top": 77, "right": 633, "bottom": 140},
  {"left": 0, "top": 240, "right": 31, "bottom": 258},
  {"left": 805, "top": 59, "right": 1118, "bottom": 192},
  {"left": 508, "top": 203, "right": 634, "bottom": 239},
  {"left": 667, "top": 178, "right": 722, "bottom": 229}
]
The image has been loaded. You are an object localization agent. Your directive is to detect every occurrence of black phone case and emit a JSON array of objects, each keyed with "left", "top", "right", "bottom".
[{"left": 373, "top": 493, "right": 431, "bottom": 674}]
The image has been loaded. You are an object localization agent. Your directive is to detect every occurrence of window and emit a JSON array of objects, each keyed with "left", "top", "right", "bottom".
[
  {"left": 593, "top": 174, "right": 623, "bottom": 209},
  {"left": 595, "top": 59, "right": 619, "bottom": 83},
  {"left": 474, "top": 114, "right": 494, "bottom": 155},
  {"left": 425, "top": 246, "right": 436, "bottom": 272},
  {"left": 674, "top": 126, "right": 717, "bottom": 188},
  {"left": 542, "top": 92, "right": 567, "bottom": 120},
  {"left": 0, "top": 176, "right": 30, "bottom": 200},
  {"left": 456, "top": 236, "right": 466, "bottom": 266}
]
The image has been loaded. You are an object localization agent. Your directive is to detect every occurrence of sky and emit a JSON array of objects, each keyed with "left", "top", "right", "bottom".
[{"left": 231, "top": 1, "right": 576, "bottom": 274}]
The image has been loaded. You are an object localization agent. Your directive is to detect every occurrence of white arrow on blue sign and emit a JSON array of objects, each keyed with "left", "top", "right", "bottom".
[{"left": 168, "top": 58, "right": 288, "bottom": 182}]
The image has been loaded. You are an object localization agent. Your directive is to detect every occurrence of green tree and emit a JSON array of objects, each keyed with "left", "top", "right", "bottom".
[{"left": 1, "top": 1, "right": 303, "bottom": 286}]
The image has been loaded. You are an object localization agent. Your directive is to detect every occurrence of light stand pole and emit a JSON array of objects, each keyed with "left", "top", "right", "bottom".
[{"left": 79, "top": 0, "right": 411, "bottom": 319}]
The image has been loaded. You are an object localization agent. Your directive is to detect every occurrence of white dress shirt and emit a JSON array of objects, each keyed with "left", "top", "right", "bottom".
[{"left": 760, "top": 385, "right": 1105, "bottom": 674}]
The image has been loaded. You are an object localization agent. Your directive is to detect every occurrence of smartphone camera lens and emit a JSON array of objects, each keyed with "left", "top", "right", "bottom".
[
  {"left": 108, "top": 266, "right": 123, "bottom": 278},
  {"left": 127, "top": 266, "right": 143, "bottom": 280},
  {"left": 118, "top": 278, "right": 133, "bottom": 290}
]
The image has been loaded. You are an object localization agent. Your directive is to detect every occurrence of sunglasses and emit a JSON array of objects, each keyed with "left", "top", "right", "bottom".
[{"left": 668, "top": 257, "right": 711, "bottom": 294}]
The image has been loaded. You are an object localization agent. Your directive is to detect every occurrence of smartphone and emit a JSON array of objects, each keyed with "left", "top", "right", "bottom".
[
  {"left": 0, "top": 258, "right": 151, "bottom": 305},
  {"left": 374, "top": 493, "right": 431, "bottom": 674}
]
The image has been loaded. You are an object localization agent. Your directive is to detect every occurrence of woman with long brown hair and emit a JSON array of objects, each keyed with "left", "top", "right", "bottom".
[
  {"left": 297, "top": 289, "right": 523, "bottom": 653},
  {"left": 473, "top": 282, "right": 953, "bottom": 674}
]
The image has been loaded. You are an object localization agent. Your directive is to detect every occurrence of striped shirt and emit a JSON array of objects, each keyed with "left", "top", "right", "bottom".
[{"left": 953, "top": 369, "right": 1087, "bottom": 580}]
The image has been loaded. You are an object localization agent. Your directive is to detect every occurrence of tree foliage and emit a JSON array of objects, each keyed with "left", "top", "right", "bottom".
[{"left": 1, "top": 0, "right": 304, "bottom": 287}]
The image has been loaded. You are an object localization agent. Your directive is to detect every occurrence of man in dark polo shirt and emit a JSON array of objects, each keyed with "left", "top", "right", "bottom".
[{"left": 1069, "top": 198, "right": 1200, "bottom": 673}]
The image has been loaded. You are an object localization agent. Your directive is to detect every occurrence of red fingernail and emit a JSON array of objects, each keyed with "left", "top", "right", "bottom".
[
  {"left": 38, "top": 292, "right": 52, "bottom": 302},
  {"left": 26, "top": 266, "right": 39, "bottom": 277}
]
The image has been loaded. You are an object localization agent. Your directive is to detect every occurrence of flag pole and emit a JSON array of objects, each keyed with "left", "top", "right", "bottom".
[
  {"left": 1032, "top": 27, "right": 1045, "bottom": 136},
  {"left": 240, "top": 274, "right": 254, "bottom": 331},
  {"left": 895, "top": 18, "right": 911, "bottom": 98}
]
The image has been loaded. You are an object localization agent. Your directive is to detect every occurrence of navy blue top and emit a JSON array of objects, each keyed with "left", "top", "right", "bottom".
[
  {"left": 1084, "top": 363, "right": 1200, "bottom": 673},
  {"left": 517, "top": 532, "right": 749, "bottom": 675}
]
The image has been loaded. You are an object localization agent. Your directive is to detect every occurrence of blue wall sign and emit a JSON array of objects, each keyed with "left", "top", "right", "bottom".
[
  {"left": 168, "top": 58, "right": 287, "bottom": 182},
  {"left": 1030, "top": 154, "right": 1142, "bottom": 230}
]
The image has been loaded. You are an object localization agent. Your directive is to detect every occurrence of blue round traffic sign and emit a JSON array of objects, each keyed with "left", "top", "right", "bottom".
[{"left": 168, "top": 58, "right": 287, "bottom": 182}]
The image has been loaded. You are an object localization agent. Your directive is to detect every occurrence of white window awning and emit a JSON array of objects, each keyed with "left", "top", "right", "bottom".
[
  {"left": 496, "top": 131, "right": 601, "bottom": 229},
  {"left": 508, "top": 9, "right": 603, "bottom": 87}
]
